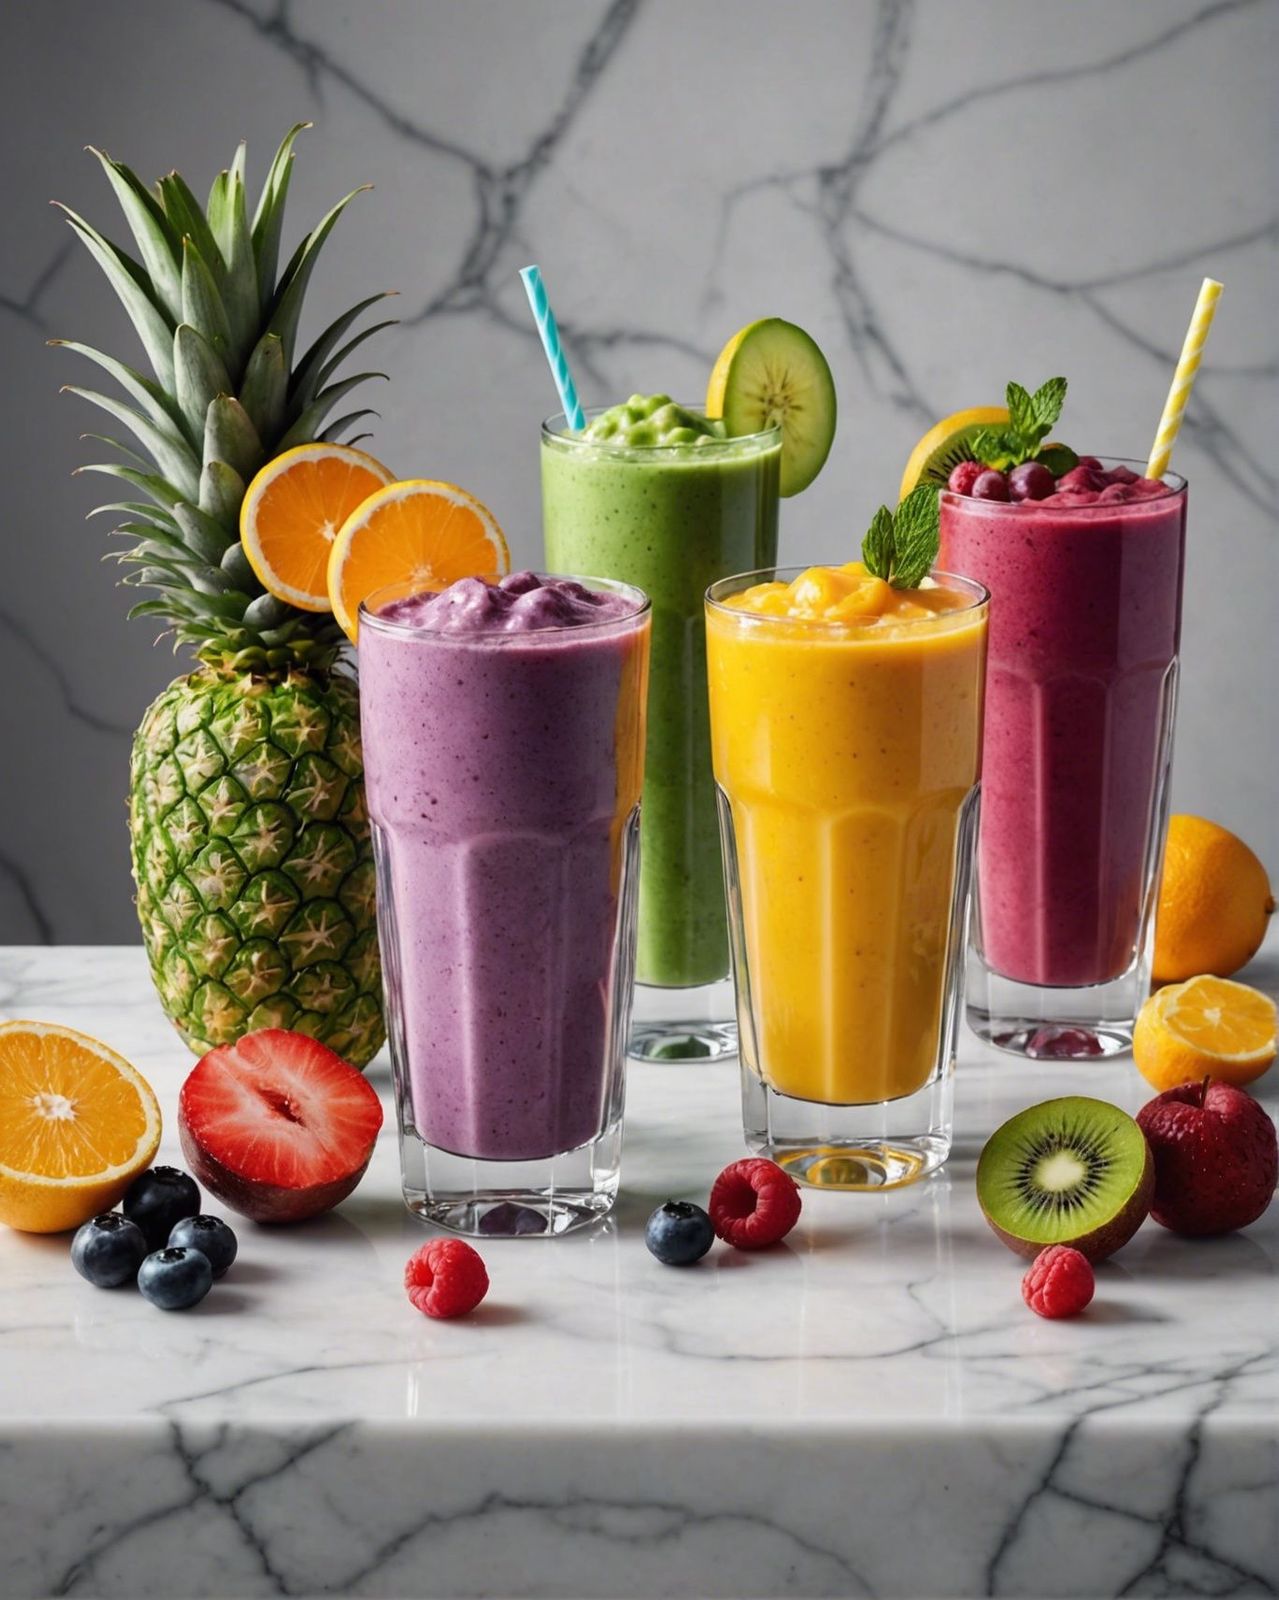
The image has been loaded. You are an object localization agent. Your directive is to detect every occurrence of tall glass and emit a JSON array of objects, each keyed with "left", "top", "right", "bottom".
[
  {"left": 706, "top": 568, "right": 989, "bottom": 1189},
  {"left": 541, "top": 411, "right": 781, "bottom": 1061},
  {"left": 359, "top": 577, "right": 650, "bottom": 1235},
  {"left": 939, "top": 466, "right": 1187, "bottom": 1058}
]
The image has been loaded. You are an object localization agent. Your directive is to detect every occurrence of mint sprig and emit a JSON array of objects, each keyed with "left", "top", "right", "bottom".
[
  {"left": 970, "top": 376, "right": 1076, "bottom": 473},
  {"left": 861, "top": 483, "right": 939, "bottom": 589}
]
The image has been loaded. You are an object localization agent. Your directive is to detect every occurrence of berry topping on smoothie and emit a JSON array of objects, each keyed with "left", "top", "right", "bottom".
[
  {"left": 374, "top": 572, "right": 639, "bottom": 634},
  {"left": 916, "top": 376, "right": 1175, "bottom": 510},
  {"left": 580, "top": 394, "right": 727, "bottom": 448},
  {"left": 950, "top": 461, "right": 1172, "bottom": 509},
  {"left": 906, "top": 376, "right": 1081, "bottom": 498}
]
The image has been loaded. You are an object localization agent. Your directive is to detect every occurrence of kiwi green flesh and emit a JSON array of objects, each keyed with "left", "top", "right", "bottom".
[
  {"left": 720, "top": 319, "right": 836, "bottom": 498},
  {"left": 917, "top": 424, "right": 990, "bottom": 487},
  {"left": 976, "top": 1096, "right": 1153, "bottom": 1262}
]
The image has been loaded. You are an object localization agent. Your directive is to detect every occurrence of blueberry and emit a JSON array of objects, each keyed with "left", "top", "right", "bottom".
[
  {"left": 971, "top": 470, "right": 1011, "bottom": 502},
  {"left": 645, "top": 1200, "right": 715, "bottom": 1266},
  {"left": 122, "top": 1166, "right": 201, "bottom": 1250},
  {"left": 137, "top": 1246, "right": 214, "bottom": 1311},
  {"left": 1008, "top": 462, "right": 1056, "bottom": 502},
  {"left": 168, "top": 1215, "right": 238, "bottom": 1279},
  {"left": 71, "top": 1213, "right": 148, "bottom": 1288}
]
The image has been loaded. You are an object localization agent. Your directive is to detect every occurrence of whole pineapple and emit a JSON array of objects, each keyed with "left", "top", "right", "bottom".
[{"left": 57, "top": 126, "right": 390, "bottom": 1067}]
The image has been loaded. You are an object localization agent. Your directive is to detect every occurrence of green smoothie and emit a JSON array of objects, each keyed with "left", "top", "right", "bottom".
[{"left": 541, "top": 396, "right": 781, "bottom": 988}]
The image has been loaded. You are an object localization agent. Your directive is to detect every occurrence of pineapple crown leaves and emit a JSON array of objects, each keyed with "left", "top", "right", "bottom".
[{"left": 51, "top": 124, "right": 397, "bottom": 671}]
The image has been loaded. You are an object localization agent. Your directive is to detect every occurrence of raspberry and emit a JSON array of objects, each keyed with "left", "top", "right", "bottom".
[
  {"left": 1021, "top": 1245, "right": 1094, "bottom": 1319},
  {"left": 708, "top": 1158, "right": 802, "bottom": 1250},
  {"left": 946, "top": 460, "right": 984, "bottom": 495},
  {"left": 404, "top": 1238, "right": 489, "bottom": 1319}
]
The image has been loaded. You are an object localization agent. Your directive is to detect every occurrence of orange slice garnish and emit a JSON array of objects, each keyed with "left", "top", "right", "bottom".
[
  {"left": 240, "top": 443, "right": 396, "bottom": 612},
  {"left": 0, "top": 1021, "right": 162, "bottom": 1233},
  {"left": 327, "top": 479, "right": 510, "bottom": 642}
]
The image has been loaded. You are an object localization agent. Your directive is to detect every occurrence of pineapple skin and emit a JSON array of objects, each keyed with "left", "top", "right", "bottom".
[
  {"left": 56, "top": 126, "right": 397, "bottom": 1067},
  {"left": 130, "top": 663, "right": 384, "bottom": 1068}
]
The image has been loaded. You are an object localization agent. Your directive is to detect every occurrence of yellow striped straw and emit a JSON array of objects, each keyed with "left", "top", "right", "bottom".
[{"left": 1146, "top": 276, "right": 1222, "bottom": 480}]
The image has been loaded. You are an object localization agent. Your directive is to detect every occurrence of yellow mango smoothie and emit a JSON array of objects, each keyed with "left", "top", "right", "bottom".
[{"left": 706, "top": 562, "right": 988, "bottom": 1125}]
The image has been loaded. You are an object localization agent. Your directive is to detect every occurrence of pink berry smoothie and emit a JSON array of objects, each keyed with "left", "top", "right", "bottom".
[
  {"left": 939, "top": 462, "right": 1186, "bottom": 988},
  {"left": 359, "top": 573, "right": 649, "bottom": 1162}
]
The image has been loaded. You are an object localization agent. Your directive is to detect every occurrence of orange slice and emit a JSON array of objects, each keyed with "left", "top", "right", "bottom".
[
  {"left": 0, "top": 1021, "right": 162, "bottom": 1233},
  {"left": 1133, "top": 976, "right": 1276, "bottom": 1093},
  {"left": 327, "top": 479, "right": 510, "bottom": 642},
  {"left": 240, "top": 443, "right": 396, "bottom": 612},
  {"left": 899, "top": 405, "right": 1009, "bottom": 501}
]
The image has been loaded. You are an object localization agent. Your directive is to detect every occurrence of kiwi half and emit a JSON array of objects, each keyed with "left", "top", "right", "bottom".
[{"left": 977, "top": 1096, "right": 1153, "bottom": 1262}]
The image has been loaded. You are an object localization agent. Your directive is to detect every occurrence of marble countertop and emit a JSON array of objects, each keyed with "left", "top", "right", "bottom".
[{"left": 1, "top": 943, "right": 1276, "bottom": 1600}]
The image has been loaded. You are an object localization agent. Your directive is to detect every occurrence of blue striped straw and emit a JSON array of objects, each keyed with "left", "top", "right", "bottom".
[{"left": 520, "top": 264, "right": 585, "bottom": 431}]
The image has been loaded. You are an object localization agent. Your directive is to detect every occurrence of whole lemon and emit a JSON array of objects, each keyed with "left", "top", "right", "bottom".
[{"left": 1153, "top": 816, "right": 1274, "bottom": 985}]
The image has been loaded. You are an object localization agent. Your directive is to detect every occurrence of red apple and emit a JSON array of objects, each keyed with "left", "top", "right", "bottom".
[{"left": 1136, "top": 1079, "right": 1277, "bottom": 1236}]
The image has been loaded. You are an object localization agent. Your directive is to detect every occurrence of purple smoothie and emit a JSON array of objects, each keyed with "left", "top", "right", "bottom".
[
  {"left": 939, "top": 466, "right": 1186, "bottom": 988},
  {"left": 359, "top": 572, "right": 649, "bottom": 1161}
]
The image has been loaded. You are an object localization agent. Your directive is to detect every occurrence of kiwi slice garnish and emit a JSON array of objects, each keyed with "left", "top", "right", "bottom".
[
  {"left": 917, "top": 426, "right": 990, "bottom": 485},
  {"left": 976, "top": 1096, "right": 1153, "bottom": 1262},
  {"left": 897, "top": 406, "right": 1009, "bottom": 501},
  {"left": 707, "top": 318, "right": 836, "bottom": 497}
]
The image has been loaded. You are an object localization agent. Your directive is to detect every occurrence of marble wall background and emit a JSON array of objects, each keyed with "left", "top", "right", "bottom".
[{"left": 1, "top": 0, "right": 1275, "bottom": 942}]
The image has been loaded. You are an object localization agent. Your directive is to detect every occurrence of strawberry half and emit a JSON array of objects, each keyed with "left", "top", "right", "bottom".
[{"left": 178, "top": 1030, "right": 383, "bottom": 1224}]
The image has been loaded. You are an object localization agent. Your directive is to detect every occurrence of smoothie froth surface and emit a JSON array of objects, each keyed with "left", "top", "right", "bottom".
[
  {"left": 579, "top": 393, "right": 727, "bottom": 448},
  {"left": 374, "top": 571, "right": 636, "bottom": 635},
  {"left": 724, "top": 561, "right": 974, "bottom": 628}
]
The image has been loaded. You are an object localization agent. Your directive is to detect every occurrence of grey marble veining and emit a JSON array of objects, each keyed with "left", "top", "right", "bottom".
[
  {"left": 0, "top": 0, "right": 1276, "bottom": 943},
  {"left": 0, "top": 940, "right": 1276, "bottom": 1598}
]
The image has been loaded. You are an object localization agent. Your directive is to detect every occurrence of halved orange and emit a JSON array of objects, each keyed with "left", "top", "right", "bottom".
[
  {"left": 0, "top": 1021, "right": 162, "bottom": 1233},
  {"left": 1133, "top": 976, "right": 1276, "bottom": 1093},
  {"left": 327, "top": 479, "right": 510, "bottom": 642},
  {"left": 240, "top": 443, "right": 396, "bottom": 612},
  {"left": 899, "top": 405, "right": 1009, "bottom": 501}
]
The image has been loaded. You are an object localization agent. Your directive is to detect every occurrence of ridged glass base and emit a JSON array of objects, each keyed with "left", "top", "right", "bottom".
[
  {"left": 741, "top": 1068, "right": 954, "bottom": 1191},
  {"left": 966, "top": 949, "right": 1150, "bottom": 1060},
  {"left": 628, "top": 976, "right": 737, "bottom": 1062},
  {"left": 399, "top": 1117, "right": 622, "bottom": 1237}
]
